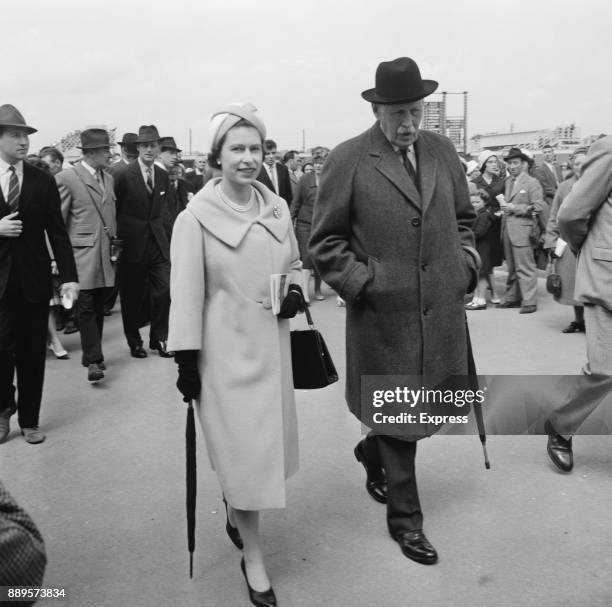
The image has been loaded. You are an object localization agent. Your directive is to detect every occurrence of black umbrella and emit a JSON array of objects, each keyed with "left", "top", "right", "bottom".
[
  {"left": 466, "top": 323, "right": 490, "bottom": 469},
  {"left": 186, "top": 399, "right": 197, "bottom": 577}
]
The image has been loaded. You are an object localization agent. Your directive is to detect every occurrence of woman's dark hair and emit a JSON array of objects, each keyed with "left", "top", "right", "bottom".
[
  {"left": 26, "top": 156, "right": 51, "bottom": 173},
  {"left": 209, "top": 119, "right": 263, "bottom": 169},
  {"left": 39, "top": 146, "right": 64, "bottom": 165}
]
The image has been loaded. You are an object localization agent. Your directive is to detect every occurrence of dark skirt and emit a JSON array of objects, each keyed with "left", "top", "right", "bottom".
[
  {"left": 477, "top": 218, "right": 503, "bottom": 276},
  {"left": 295, "top": 220, "right": 314, "bottom": 270}
]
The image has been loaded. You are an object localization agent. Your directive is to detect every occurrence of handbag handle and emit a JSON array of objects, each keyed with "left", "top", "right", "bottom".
[{"left": 303, "top": 303, "right": 315, "bottom": 329}]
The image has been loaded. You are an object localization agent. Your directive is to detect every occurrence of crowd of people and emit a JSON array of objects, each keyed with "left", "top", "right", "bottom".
[{"left": 0, "top": 54, "right": 610, "bottom": 606}]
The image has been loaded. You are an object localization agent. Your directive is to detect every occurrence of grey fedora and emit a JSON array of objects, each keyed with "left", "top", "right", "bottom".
[
  {"left": 78, "top": 128, "right": 110, "bottom": 150},
  {"left": 0, "top": 104, "right": 37, "bottom": 134},
  {"left": 135, "top": 125, "right": 161, "bottom": 144}
]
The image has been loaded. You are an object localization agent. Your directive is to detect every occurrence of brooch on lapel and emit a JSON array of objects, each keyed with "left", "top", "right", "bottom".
[{"left": 273, "top": 204, "right": 282, "bottom": 219}]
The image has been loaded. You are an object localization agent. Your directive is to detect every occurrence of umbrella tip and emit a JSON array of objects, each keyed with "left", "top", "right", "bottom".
[
  {"left": 189, "top": 554, "right": 193, "bottom": 579},
  {"left": 485, "top": 461, "right": 490, "bottom": 470}
]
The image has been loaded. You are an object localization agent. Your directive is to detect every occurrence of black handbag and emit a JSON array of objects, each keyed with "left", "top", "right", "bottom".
[
  {"left": 546, "top": 258, "right": 562, "bottom": 297},
  {"left": 291, "top": 305, "right": 338, "bottom": 389}
]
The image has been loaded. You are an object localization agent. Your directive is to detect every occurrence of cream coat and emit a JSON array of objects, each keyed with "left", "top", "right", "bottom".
[{"left": 168, "top": 179, "right": 302, "bottom": 510}]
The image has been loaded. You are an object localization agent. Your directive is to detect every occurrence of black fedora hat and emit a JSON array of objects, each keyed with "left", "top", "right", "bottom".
[
  {"left": 504, "top": 147, "right": 532, "bottom": 163},
  {"left": 135, "top": 125, "right": 161, "bottom": 144},
  {"left": 78, "top": 128, "right": 110, "bottom": 150},
  {"left": 118, "top": 132, "right": 137, "bottom": 147},
  {"left": 0, "top": 104, "right": 37, "bottom": 134},
  {"left": 361, "top": 57, "right": 438, "bottom": 104},
  {"left": 160, "top": 136, "right": 182, "bottom": 153}
]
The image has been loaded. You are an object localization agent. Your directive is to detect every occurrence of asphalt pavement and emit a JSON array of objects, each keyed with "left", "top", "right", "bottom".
[{"left": 2, "top": 273, "right": 610, "bottom": 607}]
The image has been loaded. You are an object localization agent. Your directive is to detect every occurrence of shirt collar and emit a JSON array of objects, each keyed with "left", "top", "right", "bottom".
[
  {"left": 138, "top": 157, "right": 154, "bottom": 173},
  {"left": 0, "top": 156, "right": 23, "bottom": 176},
  {"left": 81, "top": 160, "right": 97, "bottom": 177}
]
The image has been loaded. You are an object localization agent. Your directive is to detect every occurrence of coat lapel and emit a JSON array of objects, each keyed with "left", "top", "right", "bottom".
[
  {"left": 414, "top": 135, "right": 437, "bottom": 214},
  {"left": 370, "top": 124, "right": 421, "bottom": 211},
  {"left": 19, "top": 162, "right": 36, "bottom": 215},
  {"left": 74, "top": 163, "right": 104, "bottom": 203},
  {"left": 508, "top": 172, "right": 527, "bottom": 200}
]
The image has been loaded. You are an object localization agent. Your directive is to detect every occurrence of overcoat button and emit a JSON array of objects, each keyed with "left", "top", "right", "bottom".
[
  {"left": 411, "top": 217, "right": 421, "bottom": 227},
  {"left": 421, "top": 263, "right": 427, "bottom": 271},
  {"left": 423, "top": 308, "right": 430, "bottom": 316}
]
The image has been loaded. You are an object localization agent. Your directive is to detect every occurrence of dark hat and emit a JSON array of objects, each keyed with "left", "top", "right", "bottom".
[
  {"left": 361, "top": 57, "right": 438, "bottom": 104},
  {"left": 0, "top": 104, "right": 37, "bottom": 134},
  {"left": 159, "top": 136, "right": 182, "bottom": 153},
  {"left": 78, "top": 128, "right": 110, "bottom": 150},
  {"left": 504, "top": 147, "right": 532, "bottom": 163},
  {"left": 117, "top": 132, "right": 138, "bottom": 147},
  {"left": 135, "top": 125, "right": 161, "bottom": 144}
]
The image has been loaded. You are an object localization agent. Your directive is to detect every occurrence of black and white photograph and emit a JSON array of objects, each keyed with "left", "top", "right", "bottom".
[{"left": 1, "top": 1, "right": 611, "bottom": 606}]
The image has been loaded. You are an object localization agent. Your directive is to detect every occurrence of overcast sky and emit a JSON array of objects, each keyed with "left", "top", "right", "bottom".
[{"left": 6, "top": 0, "right": 611, "bottom": 154}]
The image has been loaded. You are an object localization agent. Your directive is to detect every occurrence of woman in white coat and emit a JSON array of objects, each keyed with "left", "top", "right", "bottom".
[{"left": 168, "top": 103, "right": 303, "bottom": 607}]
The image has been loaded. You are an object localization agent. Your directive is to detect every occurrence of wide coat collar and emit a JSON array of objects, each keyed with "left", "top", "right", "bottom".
[
  {"left": 73, "top": 162, "right": 106, "bottom": 201},
  {"left": 506, "top": 171, "right": 531, "bottom": 200},
  {"left": 368, "top": 123, "right": 438, "bottom": 214},
  {"left": 187, "top": 178, "right": 290, "bottom": 248}
]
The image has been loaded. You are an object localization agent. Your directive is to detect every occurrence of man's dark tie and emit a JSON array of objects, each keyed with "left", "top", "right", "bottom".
[
  {"left": 7, "top": 166, "right": 20, "bottom": 212},
  {"left": 146, "top": 167, "right": 153, "bottom": 194},
  {"left": 400, "top": 148, "right": 418, "bottom": 185}
]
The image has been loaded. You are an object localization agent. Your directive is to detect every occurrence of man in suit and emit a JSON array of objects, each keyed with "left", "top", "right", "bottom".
[
  {"left": 545, "top": 136, "right": 612, "bottom": 472},
  {"left": 309, "top": 58, "right": 479, "bottom": 565},
  {"left": 55, "top": 129, "right": 117, "bottom": 382},
  {"left": 534, "top": 145, "right": 562, "bottom": 204},
  {"left": 257, "top": 139, "right": 293, "bottom": 205},
  {"left": 283, "top": 150, "right": 302, "bottom": 201},
  {"left": 113, "top": 125, "right": 172, "bottom": 358},
  {"left": 0, "top": 104, "right": 78, "bottom": 444},
  {"left": 185, "top": 154, "right": 207, "bottom": 193},
  {"left": 498, "top": 148, "right": 545, "bottom": 313}
]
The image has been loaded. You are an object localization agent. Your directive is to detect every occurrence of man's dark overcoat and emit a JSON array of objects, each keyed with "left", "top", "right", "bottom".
[{"left": 309, "top": 124, "right": 477, "bottom": 435}]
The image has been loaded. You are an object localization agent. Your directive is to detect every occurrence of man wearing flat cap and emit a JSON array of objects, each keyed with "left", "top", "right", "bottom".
[
  {"left": 0, "top": 104, "right": 78, "bottom": 445},
  {"left": 497, "top": 147, "right": 545, "bottom": 314},
  {"left": 113, "top": 125, "right": 172, "bottom": 358},
  {"left": 55, "top": 129, "right": 117, "bottom": 382},
  {"left": 310, "top": 57, "right": 479, "bottom": 564}
]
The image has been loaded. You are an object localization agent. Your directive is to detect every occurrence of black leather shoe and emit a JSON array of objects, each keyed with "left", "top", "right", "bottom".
[
  {"left": 223, "top": 497, "right": 243, "bottom": 550},
  {"left": 519, "top": 305, "right": 537, "bottom": 314},
  {"left": 395, "top": 530, "right": 438, "bottom": 565},
  {"left": 63, "top": 320, "right": 78, "bottom": 334},
  {"left": 87, "top": 363, "right": 104, "bottom": 382},
  {"left": 545, "top": 419, "right": 573, "bottom": 472},
  {"left": 497, "top": 300, "right": 522, "bottom": 308},
  {"left": 130, "top": 345, "right": 148, "bottom": 358},
  {"left": 240, "top": 558, "right": 277, "bottom": 607},
  {"left": 561, "top": 321, "right": 585, "bottom": 333},
  {"left": 150, "top": 341, "right": 174, "bottom": 358},
  {"left": 354, "top": 440, "right": 387, "bottom": 504}
]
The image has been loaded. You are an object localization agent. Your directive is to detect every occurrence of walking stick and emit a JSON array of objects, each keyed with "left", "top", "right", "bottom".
[{"left": 186, "top": 399, "right": 197, "bottom": 577}]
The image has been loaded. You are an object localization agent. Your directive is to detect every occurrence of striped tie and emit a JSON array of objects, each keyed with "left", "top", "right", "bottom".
[
  {"left": 7, "top": 166, "right": 20, "bottom": 212},
  {"left": 146, "top": 167, "right": 153, "bottom": 194}
]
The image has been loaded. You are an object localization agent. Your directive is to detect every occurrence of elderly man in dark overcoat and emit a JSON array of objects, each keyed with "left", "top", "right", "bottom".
[{"left": 309, "top": 57, "right": 479, "bottom": 565}]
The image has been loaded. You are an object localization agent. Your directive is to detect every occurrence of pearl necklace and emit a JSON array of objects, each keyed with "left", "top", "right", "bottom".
[{"left": 216, "top": 184, "right": 255, "bottom": 213}]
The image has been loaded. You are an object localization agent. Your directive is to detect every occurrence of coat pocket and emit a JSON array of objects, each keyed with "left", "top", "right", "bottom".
[
  {"left": 593, "top": 247, "right": 612, "bottom": 262},
  {"left": 71, "top": 234, "right": 96, "bottom": 247}
]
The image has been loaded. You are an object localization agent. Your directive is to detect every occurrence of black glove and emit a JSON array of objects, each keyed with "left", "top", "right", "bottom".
[
  {"left": 174, "top": 350, "right": 201, "bottom": 403},
  {"left": 279, "top": 284, "right": 305, "bottom": 319}
]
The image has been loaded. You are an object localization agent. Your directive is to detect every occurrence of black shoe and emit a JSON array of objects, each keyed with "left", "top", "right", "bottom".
[
  {"left": 63, "top": 320, "right": 78, "bottom": 334},
  {"left": 545, "top": 419, "right": 573, "bottom": 472},
  {"left": 497, "top": 300, "right": 522, "bottom": 308},
  {"left": 354, "top": 440, "right": 387, "bottom": 504},
  {"left": 240, "top": 558, "right": 277, "bottom": 607},
  {"left": 103, "top": 308, "right": 112, "bottom": 317},
  {"left": 561, "top": 321, "right": 585, "bottom": 333},
  {"left": 87, "top": 363, "right": 104, "bottom": 382},
  {"left": 395, "top": 530, "right": 438, "bottom": 565},
  {"left": 223, "top": 497, "right": 243, "bottom": 550},
  {"left": 519, "top": 305, "right": 537, "bottom": 314},
  {"left": 130, "top": 345, "right": 148, "bottom": 358},
  {"left": 150, "top": 340, "right": 174, "bottom": 358}
]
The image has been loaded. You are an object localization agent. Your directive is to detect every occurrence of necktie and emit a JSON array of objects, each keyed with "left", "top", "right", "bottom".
[
  {"left": 146, "top": 167, "right": 153, "bottom": 194},
  {"left": 7, "top": 166, "right": 20, "bottom": 212},
  {"left": 400, "top": 148, "right": 417, "bottom": 184},
  {"left": 269, "top": 166, "right": 277, "bottom": 193},
  {"left": 95, "top": 170, "right": 104, "bottom": 187}
]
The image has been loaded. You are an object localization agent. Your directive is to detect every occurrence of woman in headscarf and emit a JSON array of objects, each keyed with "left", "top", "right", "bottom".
[
  {"left": 168, "top": 103, "right": 304, "bottom": 607},
  {"left": 543, "top": 147, "right": 588, "bottom": 333},
  {"left": 465, "top": 150, "right": 505, "bottom": 309}
]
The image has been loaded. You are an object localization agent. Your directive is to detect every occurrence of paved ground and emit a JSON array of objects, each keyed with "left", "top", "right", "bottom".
[{"left": 2, "top": 274, "right": 611, "bottom": 606}]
